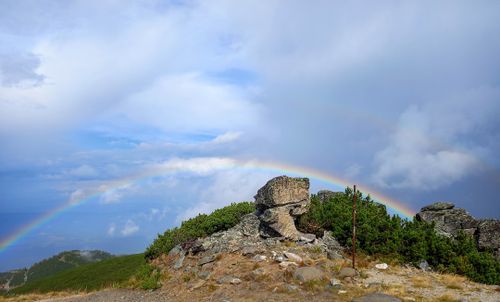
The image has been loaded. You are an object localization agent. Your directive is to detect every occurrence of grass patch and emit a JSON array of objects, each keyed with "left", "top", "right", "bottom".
[{"left": 10, "top": 254, "right": 144, "bottom": 294}]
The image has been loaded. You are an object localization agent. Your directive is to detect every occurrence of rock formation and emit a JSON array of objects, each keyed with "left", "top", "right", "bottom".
[
  {"left": 416, "top": 202, "right": 500, "bottom": 260},
  {"left": 255, "top": 176, "right": 310, "bottom": 240}
]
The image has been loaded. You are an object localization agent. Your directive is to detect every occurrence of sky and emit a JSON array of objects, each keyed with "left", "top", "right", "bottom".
[{"left": 1, "top": 0, "right": 499, "bottom": 271}]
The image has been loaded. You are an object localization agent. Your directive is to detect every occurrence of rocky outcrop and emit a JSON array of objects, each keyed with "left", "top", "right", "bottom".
[
  {"left": 416, "top": 202, "right": 478, "bottom": 237},
  {"left": 416, "top": 202, "right": 499, "bottom": 260},
  {"left": 255, "top": 176, "right": 310, "bottom": 240},
  {"left": 317, "top": 190, "right": 343, "bottom": 203}
]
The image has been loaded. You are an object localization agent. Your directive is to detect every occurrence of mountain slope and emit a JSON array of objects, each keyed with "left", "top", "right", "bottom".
[
  {"left": 11, "top": 254, "right": 144, "bottom": 294},
  {"left": 0, "top": 250, "right": 113, "bottom": 291}
]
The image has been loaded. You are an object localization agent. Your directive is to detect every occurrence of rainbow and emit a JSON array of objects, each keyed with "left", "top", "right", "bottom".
[{"left": 0, "top": 158, "right": 416, "bottom": 253}]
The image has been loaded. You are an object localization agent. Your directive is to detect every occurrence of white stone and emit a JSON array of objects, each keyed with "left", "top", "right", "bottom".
[{"left": 375, "top": 263, "right": 389, "bottom": 270}]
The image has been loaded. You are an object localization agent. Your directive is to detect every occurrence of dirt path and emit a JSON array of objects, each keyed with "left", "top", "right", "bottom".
[{"left": 39, "top": 289, "right": 169, "bottom": 302}]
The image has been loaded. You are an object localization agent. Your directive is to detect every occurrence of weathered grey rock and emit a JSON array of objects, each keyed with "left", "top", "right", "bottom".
[
  {"left": 217, "top": 276, "right": 242, "bottom": 285},
  {"left": 254, "top": 176, "right": 309, "bottom": 211},
  {"left": 329, "top": 278, "right": 342, "bottom": 289},
  {"left": 298, "top": 233, "right": 316, "bottom": 243},
  {"left": 197, "top": 270, "right": 211, "bottom": 280},
  {"left": 284, "top": 251, "right": 303, "bottom": 263},
  {"left": 168, "top": 244, "right": 183, "bottom": 257},
  {"left": 352, "top": 292, "right": 402, "bottom": 302},
  {"left": 476, "top": 219, "right": 500, "bottom": 251},
  {"left": 238, "top": 213, "right": 261, "bottom": 237},
  {"left": 251, "top": 268, "right": 266, "bottom": 278},
  {"left": 416, "top": 204, "right": 478, "bottom": 237},
  {"left": 293, "top": 267, "right": 324, "bottom": 282},
  {"left": 317, "top": 190, "right": 343, "bottom": 202},
  {"left": 285, "top": 284, "right": 299, "bottom": 292},
  {"left": 338, "top": 267, "right": 357, "bottom": 278},
  {"left": 198, "top": 254, "right": 217, "bottom": 266},
  {"left": 173, "top": 252, "right": 185, "bottom": 270},
  {"left": 322, "top": 231, "right": 343, "bottom": 251},
  {"left": 421, "top": 202, "right": 455, "bottom": 211},
  {"left": 418, "top": 260, "right": 430, "bottom": 271},
  {"left": 241, "top": 246, "right": 263, "bottom": 256},
  {"left": 260, "top": 206, "right": 300, "bottom": 240}
]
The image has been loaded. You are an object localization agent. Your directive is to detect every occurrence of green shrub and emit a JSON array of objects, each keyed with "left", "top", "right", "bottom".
[
  {"left": 298, "top": 188, "right": 500, "bottom": 285},
  {"left": 145, "top": 201, "right": 255, "bottom": 259},
  {"left": 135, "top": 264, "right": 161, "bottom": 290}
]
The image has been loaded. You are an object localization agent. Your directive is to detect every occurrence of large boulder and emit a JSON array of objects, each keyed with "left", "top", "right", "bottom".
[
  {"left": 317, "top": 190, "right": 342, "bottom": 203},
  {"left": 254, "top": 176, "right": 311, "bottom": 240},
  {"left": 255, "top": 176, "right": 309, "bottom": 211},
  {"left": 416, "top": 202, "right": 478, "bottom": 237}
]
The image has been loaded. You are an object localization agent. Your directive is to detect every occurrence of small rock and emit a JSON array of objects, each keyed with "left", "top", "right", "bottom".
[
  {"left": 189, "top": 280, "right": 205, "bottom": 290},
  {"left": 275, "top": 256, "right": 285, "bottom": 262},
  {"left": 252, "top": 255, "right": 267, "bottom": 262},
  {"left": 329, "top": 278, "right": 342, "bottom": 289},
  {"left": 351, "top": 292, "right": 402, "bottom": 302},
  {"left": 375, "top": 263, "right": 388, "bottom": 270},
  {"left": 198, "top": 254, "right": 217, "bottom": 266},
  {"left": 284, "top": 251, "right": 303, "bottom": 263},
  {"left": 338, "top": 290, "right": 347, "bottom": 294},
  {"left": 298, "top": 233, "right": 316, "bottom": 243},
  {"left": 197, "top": 270, "right": 211, "bottom": 280},
  {"left": 418, "top": 260, "right": 430, "bottom": 271},
  {"left": 251, "top": 268, "right": 266, "bottom": 278},
  {"left": 285, "top": 284, "right": 299, "bottom": 292},
  {"left": 338, "top": 267, "right": 357, "bottom": 279},
  {"left": 279, "top": 261, "right": 298, "bottom": 268},
  {"left": 293, "top": 267, "right": 324, "bottom": 282},
  {"left": 217, "top": 276, "right": 242, "bottom": 285},
  {"left": 168, "top": 244, "right": 183, "bottom": 257},
  {"left": 327, "top": 250, "right": 343, "bottom": 260},
  {"left": 420, "top": 202, "right": 455, "bottom": 211}
]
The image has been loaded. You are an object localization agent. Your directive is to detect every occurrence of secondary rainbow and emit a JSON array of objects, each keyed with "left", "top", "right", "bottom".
[{"left": 0, "top": 158, "right": 416, "bottom": 253}]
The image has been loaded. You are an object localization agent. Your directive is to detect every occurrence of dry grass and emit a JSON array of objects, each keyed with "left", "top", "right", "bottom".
[
  {"left": 439, "top": 274, "right": 465, "bottom": 290},
  {"left": 433, "top": 292, "right": 461, "bottom": 302},
  {"left": 411, "top": 275, "right": 434, "bottom": 288}
]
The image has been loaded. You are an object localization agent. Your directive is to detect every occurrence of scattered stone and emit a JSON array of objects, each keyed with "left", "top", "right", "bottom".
[
  {"left": 338, "top": 290, "right": 347, "bottom": 294},
  {"left": 197, "top": 270, "right": 211, "bottom": 280},
  {"left": 188, "top": 280, "right": 205, "bottom": 290},
  {"left": 327, "top": 250, "right": 343, "bottom": 260},
  {"left": 322, "top": 231, "right": 343, "bottom": 250},
  {"left": 285, "top": 284, "right": 299, "bottom": 292},
  {"left": 338, "top": 267, "right": 357, "bottom": 279},
  {"left": 284, "top": 251, "right": 303, "bottom": 263},
  {"left": 198, "top": 254, "right": 217, "bottom": 266},
  {"left": 375, "top": 263, "right": 388, "bottom": 270},
  {"left": 217, "top": 276, "right": 242, "bottom": 285},
  {"left": 298, "top": 233, "right": 316, "bottom": 243},
  {"left": 279, "top": 261, "right": 298, "bottom": 268},
  {"left": 293, "top": 267, "right": 324, "bottom": 282},
  {"left": 275, "top": 256, "right": 285, "bottom": 262},
  {"left": 351, "top": 292, "right": 402, "bottom": 302},
  {"left": 329, "top": 278, "right": 342, "bottom": 289},
  {"left": 251, "top": 268, "right": 266, "bottom": 278},
  {"left": 252, "top": 255, "right": 267, "bottom": 262}
]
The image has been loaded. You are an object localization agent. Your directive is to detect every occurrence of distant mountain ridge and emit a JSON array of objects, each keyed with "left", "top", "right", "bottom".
[{"left": 0, "top": 250, "right": 113, "bottom": 291}]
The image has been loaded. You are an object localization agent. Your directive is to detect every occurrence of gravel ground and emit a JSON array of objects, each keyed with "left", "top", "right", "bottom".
[{"left": 39, "top": 289, "right": 169, "bottom": 302}]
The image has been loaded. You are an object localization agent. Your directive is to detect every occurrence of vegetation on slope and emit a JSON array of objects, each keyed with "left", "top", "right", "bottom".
[
  {"left": 11, "top": 254, "right": 144, "bottom": 294},
  {"left": 26, "top": 250, "right": 113, "bottom": 284},
  {"left": 298, "top": 188, "right": 500, "bottom": 285},
  {"left": 145, "top": 201, "right": 255, "bottom": 260}
]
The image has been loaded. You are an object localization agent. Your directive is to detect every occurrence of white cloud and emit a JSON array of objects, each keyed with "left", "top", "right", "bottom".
[
  {"left": 107, "top": 223, "right": 116, "bottom": 236},
  {"left": 121, "top": 220, "right": 139, "bottom": 236},
  {"left": 99, "top": 184, "right": 135, "bottom": 204},
  {"left": 67, "top": 165, "right": 98, "bottom": 178},
  {"left": 372, "top": 87, "right": 499, "bottom": 190}
]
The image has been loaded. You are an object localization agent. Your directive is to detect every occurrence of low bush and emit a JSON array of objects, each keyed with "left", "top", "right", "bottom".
[
  {"left": 145, "top": 201, "right": 255, "bottom": 260},
  {"left": 298, "top": 188, "right": 500, "bottom": 285}
]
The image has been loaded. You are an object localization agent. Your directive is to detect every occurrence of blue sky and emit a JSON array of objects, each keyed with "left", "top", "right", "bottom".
[{"left": 1, "top": 1, "right": 500, "bottom": 271}]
